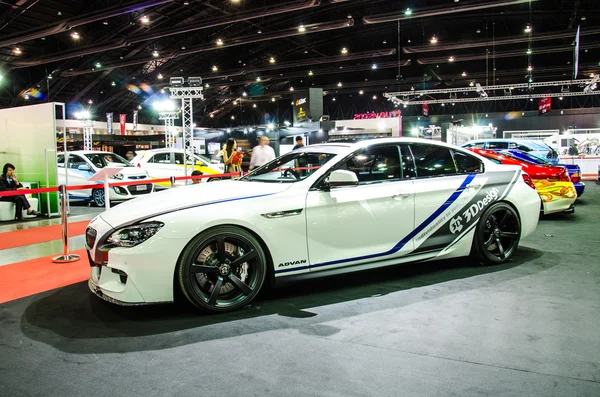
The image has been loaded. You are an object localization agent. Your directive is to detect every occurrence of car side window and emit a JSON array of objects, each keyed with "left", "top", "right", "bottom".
[
  {"left": 399, "top": 144, "right": 417, "bottom": 178},
  {"left": 149, "top": 153, "right": 171, "bottom": 164},
  {"left": 57, "top": 155, "right": 65, "bottom": 167},
  {"left": 337, "top": 145, "right": 401, "bottom": 185},
  {"left": 67, "top": 155, "right": 87, "bottom": 170},
  {"left": 488, "top": 142, "right": 509, "bottom": 149},
  {"left": 409, "top": 144, "right": 457, "bottom": 177},
  {"left": 451, "top": 150, "right": 484, "bottom": 173},
  {"left": 174, "top": 153, "right": 184, "bottom": 164},
  {"left": 517, "top": 144, "right": 532, "bottom": 152}
]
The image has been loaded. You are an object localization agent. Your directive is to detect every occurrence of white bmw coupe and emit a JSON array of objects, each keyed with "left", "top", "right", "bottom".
[{"left": 86, "top": 138, "right": 541, "bottom": 313}]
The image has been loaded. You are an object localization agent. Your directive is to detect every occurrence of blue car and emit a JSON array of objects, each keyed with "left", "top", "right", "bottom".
[
  {"left": 501, "top": 149, "right": 585, "bottom": 197},
  {"left": 461, "top": 139, "right": 560, "bottom": 164}
]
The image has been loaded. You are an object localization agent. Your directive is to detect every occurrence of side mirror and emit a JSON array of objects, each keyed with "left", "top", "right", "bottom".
[
  {"left": 78, "top": 164, "right": 92, "bottom": 171},
  {"left": 327, "top": 170, "right": 359, "bottom": 188}
]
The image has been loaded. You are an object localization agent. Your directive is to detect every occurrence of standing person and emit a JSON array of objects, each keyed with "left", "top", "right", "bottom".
[
  {"left": 191, "top": 170, "right": 203, "bottom": 184},
  {"left": 222, "top": 138, "right": 238, "bottom": 173},
  {"left": 125, "top": 151, "right": 135, "bottom": 161},
  {"left": 0, "top": 163, "right": 39, "bottom": 220},
  {"left": 292, "top": 136, "right": 304, "bottom": 150},
  {"left": 249, "top": 136, "right": 276, "bottom": 170}
]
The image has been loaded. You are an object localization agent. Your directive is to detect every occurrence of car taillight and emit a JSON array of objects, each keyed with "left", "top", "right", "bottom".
[
  {"left": 522, "top": 173, "right": 536, "bottom": 190},
  {"left": 570, "top": 172, "right": 581, "bottom": 183},
  {"left": 136, "top": 163, "right": 140, "bottom": 167},
  {"left": 557, "top": 169, "right": 570, "bottom": 182}
]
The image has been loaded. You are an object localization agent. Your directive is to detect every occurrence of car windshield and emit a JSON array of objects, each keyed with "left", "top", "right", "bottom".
[
  {"left": 85, "top": 153, "right": 132, "bottom": 168},
  {"left": 241, "top": 150, "right": 338, "bottom": 183}
]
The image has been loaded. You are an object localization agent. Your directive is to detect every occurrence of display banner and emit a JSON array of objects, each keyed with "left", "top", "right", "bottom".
[
  {"left": 106, "top": 112, "right": 113, "bottom": 134},
  {"left": 422, "top": 103, "right": 429, "bottom": 117},
  {"left": 574, "top": 25, "right": 580, "bottom": 79},
  {"left": 119, "top": 114, "right": 126, "bottom": 135},
  {"left": 353, "top": 110, "right": 401, "bottom": 120},
  {"left": 133, "top": 110, "right": 138, "bottom": 132},
  {"left": 538, "top": 96, "right": 551, "bottom": 115},
  {"left": 292, "top": 88, "right": 323, "bottom": 125}
]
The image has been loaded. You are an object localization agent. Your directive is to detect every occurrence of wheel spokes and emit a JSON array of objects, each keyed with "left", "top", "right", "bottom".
[
  {"left": 208, "top": 277, "right": 224, "bottom": 305},
  {"left": 499, "top": 232, "right": 519, "bottom": 240},
  {"left": 215, "top": 236, "right": 227, "bottom": 263},
  {"left": 190, "top": 263, "right": 218, "bottom": 274},
  {"left": 484, "top": 234, "right": 495, "bottom": 247},
  {"left": 228, "top": 274, "right": 253, "bottom": 295},
  {"left": 495, "top": 237, "right": 505, "bottom": 258},
  {"left": 498, "top": 210, "right": 511, "bottom": 228},
  {"left": 230, "top": 250, "right": 257, "bottom": 268}
]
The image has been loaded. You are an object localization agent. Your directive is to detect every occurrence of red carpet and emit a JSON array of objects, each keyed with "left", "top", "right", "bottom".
[
  {"left": 0, "top": 220, "right": 89, "bottom": 250},
  {"left": 0, "top": 249, "right": 89, "bottom": 304}
]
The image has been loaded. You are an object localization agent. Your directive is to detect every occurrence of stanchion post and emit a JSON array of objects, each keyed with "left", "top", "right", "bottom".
[
  {"left": 52, "top": 185, "right": 81, "bottom": 263},
  {"left": 170, "top": 176, "right": 176, "bottom": 188},
  {"left": 104, "top": 174, "right": 110, "bottom": 211}
]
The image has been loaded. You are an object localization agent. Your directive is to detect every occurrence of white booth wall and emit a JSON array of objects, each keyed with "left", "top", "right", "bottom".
[{"left": 333, "top": 118, "right": 402, "bottom": 137}]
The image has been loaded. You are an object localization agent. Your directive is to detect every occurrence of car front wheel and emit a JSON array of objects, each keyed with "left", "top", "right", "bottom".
[
  {"left": 92, "top": 188, "right": 105, "bottom": 207},
  {"left": 472, "top": 202, "right": 521, "bottom": 265},
  {"left": 177, "top": 226, "right": 267, "bottom": 313}
]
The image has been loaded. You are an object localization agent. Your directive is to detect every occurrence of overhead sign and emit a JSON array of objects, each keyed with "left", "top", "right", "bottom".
[
  {"left": 353, "top": 110, "right": 402, "bottom": 120},
  {"left": 539, "top": 96, "right": 551, "bottom": 115},
  {"left": 133, "top": 110, "right": 138, "bottom": 132},
  {"left": 106, "top": 112, "right": 113, "bottom": 134},
  {"left": 422, "top": 104, "right": 429, "bottom": 117},
  {"left": 293, "top": 95, "right": 310, "bottom": 124}
]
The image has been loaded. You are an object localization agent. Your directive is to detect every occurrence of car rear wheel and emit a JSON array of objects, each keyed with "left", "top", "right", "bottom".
[
  {"left": 472, "top": 202, "right": 521, "bottom": 265},
  {"left": 177, "top": 226, "right": 267, "bottom": 313},
  {"left": 92, "top": 188, "right": 105, "bottom": 207}
]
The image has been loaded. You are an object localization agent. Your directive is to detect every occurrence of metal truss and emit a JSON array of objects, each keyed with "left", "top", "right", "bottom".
[
  {"left": 158, "top": 111, "right": 180, "bottom": 149},
  {"left": 385, "top": 79, "right": 596, "bottom": 97},
  {"left": 81, "top": 119, "right": 94, "bottom": 151},
  {"left": 169, "top": 85, "right": 204, "bottom": 178},
  {"left": 389, "top": 91, "right": 598, "bottom": 105}
]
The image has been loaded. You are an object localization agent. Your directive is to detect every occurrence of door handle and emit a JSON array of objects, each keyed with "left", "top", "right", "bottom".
[
  {"left": 466, "top": 183, "right": 482, "bottom": 190},
  {"left": 392, "top": 192, "right": 411, "bottom": 200}
]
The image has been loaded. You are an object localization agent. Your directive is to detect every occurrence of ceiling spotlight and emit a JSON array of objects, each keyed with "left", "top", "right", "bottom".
[
  {"left": 212, "top": 65, "right": 218, "bottom": 71},
  {"left": 141, "top": 15, "right": 150, "bottom": 24},
  {"left": 308, "top": 71, "right": 313, "bottom": 76},
  {"left": 269, "top": 57, "right": 275, "bottom": 63},
  {"left": 298, "top": 25, "right": 306, "bottom": 33},
  {"left": 152, "top": 50, "right": 159, "bottom": 57},
  {"left": 209, "top": 113, "right": 214, "bottom": 118},
  {"left": 559, "top": 96, "right": 563, "bottom": 100},
  {"left": 231, "top": 115, "right": 235, "bottom": 120},
  {"left": 157, "top": 73, "right": 163, "bottom": 79},
  {"left": 95, "top": 62, "right": 102, "bottom": 68},
  {"left": 13, "top": 47, "right": 22, "bottom": 55},
  {"left": 216, "top": 38, "right": 224, "bottom": 46},
  {"left": 405, "top": 8, "right": 412, "bottom": 16},
  {"left": 24, "top": 94, "right": 30, "bottom": 100},
  {"left": 205, "top": 83, "right": 210, "bottom": 88},
  {"left": 111, "top": 81, "right": 116, "bottom": 86},
  {"left": 337, "top": 82, "right": 342, "bottom": 87},
  {"left": 272, "top": 97, "right": 276, "bottom": 102},
  {"left": 372, "top": 63, "right": 378, "bottom": 69},
  {"left": 526, "top": 48, "right": 532, "bottom": 55},
  {"left": 88, "top": 99, "right": 93, "bottom": 104},
  {"left": 469, "top": 81, "right": 475, "bottom": 86},
  {"left": 48, "top": 74, "right": 53, "bottom": 80},
  {"left": 257, "top": 30, "right": 262, "bottom": 34},
  {"left": 448, "top": 56, "right": 455, "bottom": 62},
  {"left": 103, "top": 21, "right": 108, "bottom": 25},
  {"left": 256, "top": 77, "right": 261, "bottom": 82},
  {"left": 242, "top": 92, "right": 247, "bottom": 97},
  {"left": 231, "top": 0, "right": 240, "bottom": 3},
  {"left": 527, "top": 65, "right": 533, "bottom": 71},
  {"left": 233, "top": 100, "right": 237, "bottom": 105},
  {"left": 332, "top": 97, "right": 336, "bottom": 101},
  {"left": 138, "top": 105, "right": 142, "bottom": 109},
  {"left": 430, "top": 36, "right": 438, "bottom": 44},
  {"left": 372, "top": 95, "right": 377, "bottom": 100},
  {"left": 290, "top": 87, "right": 294, "bottom": 91},
  {"left": 341, "top": 47, "right": 348, "bottom": 54},
  {"left": 524, "top": 25, "right": 531, "bottom": 33},
  {"left": 253, "top": 103, "right": 257, "bottom": 108},
  {"left": 71, "top": 31, "right": 80, "bottom": 40},
  {"left": 359, "top": 90, "right": 364, "bottom": 95},
  {"left": 461, "top": 72, "right": 467, "bottom": 77},
  {"left": 476, "top": 29, "right": 481, "bottom": 34}
]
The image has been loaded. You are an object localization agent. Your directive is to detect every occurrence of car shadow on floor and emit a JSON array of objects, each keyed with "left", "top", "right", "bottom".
[{"left": 18, "top": 247, "right": 545, "bottom": 354}]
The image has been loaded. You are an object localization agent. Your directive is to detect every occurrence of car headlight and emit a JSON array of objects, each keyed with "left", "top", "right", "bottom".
[
  {"left": 111, "top": 173, "right": 124, "bottom": 180},
  {"left": 106, "top": 222, "right": 164, "bottom": 248}
]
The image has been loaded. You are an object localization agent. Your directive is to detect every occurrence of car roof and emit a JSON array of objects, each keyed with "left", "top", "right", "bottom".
[{"left": 57, "top": 150, "right": 116, "bottom": 155}]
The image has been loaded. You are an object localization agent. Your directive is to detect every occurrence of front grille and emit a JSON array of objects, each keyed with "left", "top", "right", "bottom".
[
  {"left": 85, "top": 227, "right": 97, "bottom": 249},
  {"left": 127, "top": 175, "right": 146, "bottom": 180},
  {"left": 128, "top": 184, "right": 153, "bottom": 195}
]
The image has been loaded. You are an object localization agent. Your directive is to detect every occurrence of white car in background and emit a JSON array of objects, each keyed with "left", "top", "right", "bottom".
[
  {"left": 131, "top": 148, "right": 226, "bottom": 186},
  {"left": 86, "top": 138, "right": 540, "bottom": 313},
  {"left": 57, "top": 151, "right": 155, "bottom": 207}
]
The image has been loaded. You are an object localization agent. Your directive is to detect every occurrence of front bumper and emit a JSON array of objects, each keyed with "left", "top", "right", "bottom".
[
  {"left": 109, "top": 182, "right": 154, "bottom": 200},
  {"left": 574, "top": 182, "right": 585, "bottom": 197}
]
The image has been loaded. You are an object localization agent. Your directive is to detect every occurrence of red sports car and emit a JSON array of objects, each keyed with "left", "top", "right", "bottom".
[{"left": 468, "top": 149, "right": 576, "bottom": 215}]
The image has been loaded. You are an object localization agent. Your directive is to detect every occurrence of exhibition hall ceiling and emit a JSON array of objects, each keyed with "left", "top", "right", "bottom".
[{"left": 0, "top": 0, "right": 598, "bottom": 124}]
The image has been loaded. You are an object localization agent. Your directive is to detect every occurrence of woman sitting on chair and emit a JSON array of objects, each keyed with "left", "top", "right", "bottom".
[{"left": 0, "top": 163, "right": 39, "bottom": 220}]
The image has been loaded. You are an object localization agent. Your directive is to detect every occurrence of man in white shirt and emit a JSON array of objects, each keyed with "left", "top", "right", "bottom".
[{"left": 249, "top": 136, "right": 276, "bottom": 170}]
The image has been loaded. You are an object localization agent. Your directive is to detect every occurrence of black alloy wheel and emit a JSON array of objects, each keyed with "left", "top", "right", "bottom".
[
  {"left": 92, "top": 188, "right": 105, "bottom": 207},
  {"left": 473, "top": 202, "right": 521, "bottom": 265},
  {"left": 177, "top": 226, "right": 268, "bottom": 313}
]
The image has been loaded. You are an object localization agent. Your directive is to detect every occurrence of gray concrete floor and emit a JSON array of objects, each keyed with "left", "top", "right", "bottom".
[{"left": 1, "top": 184, "right": 599, "bottom": 397}]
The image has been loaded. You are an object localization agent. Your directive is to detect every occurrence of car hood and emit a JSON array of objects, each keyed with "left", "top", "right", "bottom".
[{"left": 98, "top": 180, "right": 292, "bottom": 228}]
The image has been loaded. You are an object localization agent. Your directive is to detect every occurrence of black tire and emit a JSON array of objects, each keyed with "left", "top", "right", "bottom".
[
  {"left": 207, "top": 178, "right": 221, "bottom": 183},
  {"left": 472, "top": 202, "right": 521, "bottom": 265},
  {"left": 177, "top": 226, "right": 267, "bottom": 313},
  {"left": 92, "top": 188, "right": 105, "bottom": 207}
]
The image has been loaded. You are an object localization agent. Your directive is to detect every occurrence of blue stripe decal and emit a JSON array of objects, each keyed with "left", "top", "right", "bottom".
[{"left": 275, "top": 173, "right": 477, "bottom": 274}]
